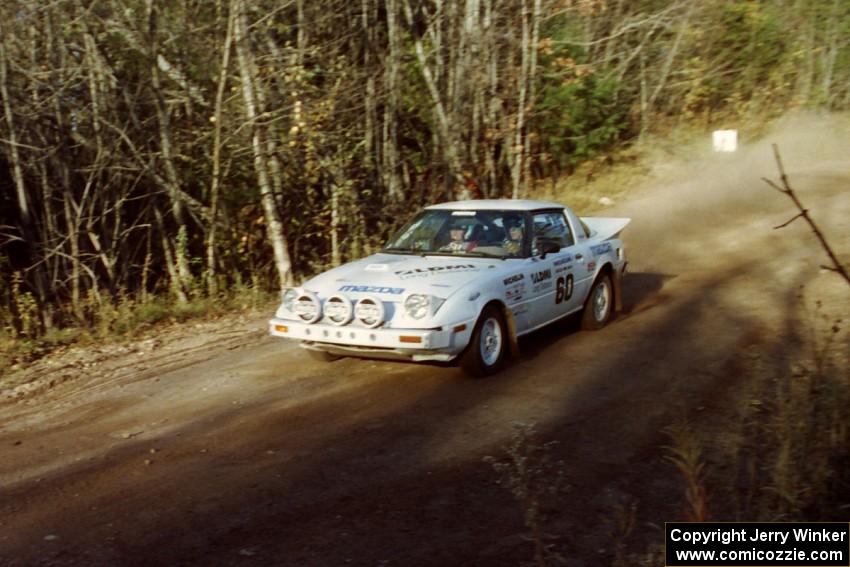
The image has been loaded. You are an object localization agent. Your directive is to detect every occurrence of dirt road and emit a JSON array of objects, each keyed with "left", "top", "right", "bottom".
[{"left": 1, "top": 117, "right": 848, "bottom": 566}]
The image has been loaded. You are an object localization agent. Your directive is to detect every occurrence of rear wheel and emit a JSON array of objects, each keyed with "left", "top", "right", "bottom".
[
  {"left": 460, "top": 305, "right": 507, "bottom": 377},
  {"left": 581, "top": 273, "right": 613, "bottom": 330}
]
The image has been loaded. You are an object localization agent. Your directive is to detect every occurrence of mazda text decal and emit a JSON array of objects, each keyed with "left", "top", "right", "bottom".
[{"left": 338, "top": 285, "right": 405, "bottom": 295}]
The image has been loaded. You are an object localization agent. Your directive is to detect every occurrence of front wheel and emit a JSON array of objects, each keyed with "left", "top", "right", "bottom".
[
  {"left": 460, "top": 305, "right": 508, "bottom": 377},
  {"left": 580, "top": 273, "right": 613, "bottom": 331}
]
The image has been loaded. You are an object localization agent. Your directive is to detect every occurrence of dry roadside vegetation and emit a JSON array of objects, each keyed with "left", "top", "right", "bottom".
[{"left": 483, "top": 286, "right": 848, "bottom": 566}]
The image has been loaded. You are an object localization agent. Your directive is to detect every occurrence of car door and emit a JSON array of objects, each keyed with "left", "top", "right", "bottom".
[{"left": 527, "top": 210, "right": 580, "bottom": 327}]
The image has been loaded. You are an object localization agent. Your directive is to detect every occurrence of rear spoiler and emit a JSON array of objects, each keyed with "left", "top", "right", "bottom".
[{"left": 580, "top": 217, "right": 631, "bottom": 241}]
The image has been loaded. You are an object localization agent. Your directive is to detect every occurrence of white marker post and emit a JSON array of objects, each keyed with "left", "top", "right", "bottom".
[{"left": 712, "top": 129, "right": 738, "bottom": 152}]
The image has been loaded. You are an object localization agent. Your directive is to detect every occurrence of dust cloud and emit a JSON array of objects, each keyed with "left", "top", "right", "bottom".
[{"left": 616, "top": 112, "right": 850, "bottom": 269}]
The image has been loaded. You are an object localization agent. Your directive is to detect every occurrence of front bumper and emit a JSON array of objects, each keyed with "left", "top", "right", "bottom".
[{"left": 268, "top": 317, "right": 473, "bottom": 362}]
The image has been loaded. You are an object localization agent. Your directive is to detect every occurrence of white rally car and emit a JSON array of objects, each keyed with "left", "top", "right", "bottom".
[{"left": 269, "top": 200, "right": 629, "bottom": 376}]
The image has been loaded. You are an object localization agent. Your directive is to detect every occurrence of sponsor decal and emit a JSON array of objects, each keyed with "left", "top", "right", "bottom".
[
  {"left": 395, "top": 264, "right": 479, "bottom": 279},
  {"left": 511, "top": 304, "right": 529, "bottom": 316},
  {"left": 533, "top": 281, "right": 554, "bottom": 293},
  {"left": 591, "top": 243, "right": 612, "bottom": 256},
  {"left": 531, "top": 269, "right": 552, "bottom": 284},
  {"left": 553, "top": 256, "right": 573, "bottom": 267},
  {"left": 338, "top": 285, "right": 405, "bottom": 295},
  {"left": 505, "top": 283, "right": 525, "bottom": 303},
  {"left": 503, "top": 273, "right": 524, "bottom": 286},
  {"left": 587, "top": 261, "right": 597, "bottom": 272}
]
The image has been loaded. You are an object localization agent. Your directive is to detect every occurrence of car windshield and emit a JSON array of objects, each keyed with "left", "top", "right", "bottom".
[{"left": 383, "top": 209, "right": 529, "bottom": 258}]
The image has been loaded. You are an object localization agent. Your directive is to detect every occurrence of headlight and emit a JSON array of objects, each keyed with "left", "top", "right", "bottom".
[
  {"left": 404, "top": 294, "right": 431, "bottom": 319},
  {"left": 282, "top": 288, "right": 298, "bottom": 312},
  {"left": 293, "top": 292, "right": 321, "bottom": 323},
  {"left": 403, "top": 294, "right": 445, "bottom": 320},
  {"left": 323, "top": 294, "right": 353, "bottom": 325},
  {"left": 354, "top": 296, "right": 384, "bottom": 328}
]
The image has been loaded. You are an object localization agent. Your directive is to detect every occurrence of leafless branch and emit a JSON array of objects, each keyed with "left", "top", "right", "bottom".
[{"left": 765, "top": 144, "right": 850, "bottom": 288}]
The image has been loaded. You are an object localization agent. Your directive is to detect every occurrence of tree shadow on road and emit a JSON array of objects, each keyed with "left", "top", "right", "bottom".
[
  {"left": 0, "top": 264, "right": 822, "bottom": 567},
  {"left": 517, "top": 270, "right": 673, "bottom": 362}
]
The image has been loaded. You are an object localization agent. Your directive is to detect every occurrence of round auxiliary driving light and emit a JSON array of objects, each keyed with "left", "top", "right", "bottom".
[
  {"left": 354, "top": 296, "right": 384, "bottom": 328},
  {"left": 323, "top": 294, "right": 353, "bottom": 325},
  {"left": 293, "top": 292, "right": 321, "bottom": 324}
]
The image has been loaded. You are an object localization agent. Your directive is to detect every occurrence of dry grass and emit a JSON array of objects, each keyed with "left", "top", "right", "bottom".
[
  {"left": 484, "top": 423, "right": 569, "bottom": 567},
  {"left": 0, "top": 279, "right": 277, "bottom": 377}
]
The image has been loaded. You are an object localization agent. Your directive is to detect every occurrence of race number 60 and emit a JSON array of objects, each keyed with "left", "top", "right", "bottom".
[{"left": 555, "top": 275, "right": 573, "bottom": 304}]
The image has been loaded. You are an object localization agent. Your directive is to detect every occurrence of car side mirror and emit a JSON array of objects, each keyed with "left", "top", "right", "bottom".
[{"left": 539, "top": 240, "right": 560, "bottom": 259}]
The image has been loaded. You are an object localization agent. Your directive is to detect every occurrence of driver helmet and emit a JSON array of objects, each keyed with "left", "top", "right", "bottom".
[
  {"left": 503, "top": 214, "right": 523, "bottom": 231},
  {"left": 449, "top": 217, "right": 473, "bottom": 232}
]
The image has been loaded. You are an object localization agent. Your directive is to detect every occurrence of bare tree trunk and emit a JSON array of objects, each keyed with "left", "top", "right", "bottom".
[
  {"left": 639, "top": 51, "right": 648, "bottom": 138},
  {"left": 402, "top": 0, "right": 466, "bottom": 198},
  {"left": 384, "top": 0, "right": 402, "bottom": 202},
  {"left": 207, "top": 2, "right": 235, "bottom": 297},
  {"left": 820, "top": 0, "right": 841, "bottom": 107},
  {"left": 154, "top": 206, "right": 188, "bottom": 303},
  {"left": 522, "top": 0, "right": 541, "bottom": 196},
  {"left": 330, "top": 183, "right": 341, "bottom": 266},
  {"left": 0, "top": 28, "right": 31, "bottom": 227},
  {"left": 0, "top": 20, "right": 52, "bottom": 329},
  {"left": 297, "top": 0, "right": 307, "bottom": 67},
  {"left": 147, "top": 0, "right": 193, "bottom": 299},
  {"left": 646, "top": 1, "right": 694, "bottom": 116},
  {"left": 63, "top": 194, "right": 84, "bottom": 320},
  {"left": 510, "top": 0, "right": 530, "bottom": 199},
  {"left": 233, "top": 0, "right": 293, "bottom": 289},
  {"left": 484, "top": 0, "right": 499, "bottom": 197}
]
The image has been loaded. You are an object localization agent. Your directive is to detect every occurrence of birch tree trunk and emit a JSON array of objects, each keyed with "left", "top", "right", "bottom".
[
  {"left": 0, "top": 28, "right": 31, "bottom": 227},
  {"left": 233, "top": 0, "right": 293, "bottom": 289},
  {"left": 384, "top": 0, "right": 402, "bottom": 202},
  {"left": 522, "top": 0, "right": 541, "bottom": 196},
  {"left": 206, "top": 2, "right": 235, "bottom": 297},
  {"left": 402, "top": 0, "right": 466, "bottom": 199},
  {"left": 510, "top": 0, "right": 530, "bottom": 199},
  {"left": 147, "top": 0, "right": 193, "bottom": 300}
]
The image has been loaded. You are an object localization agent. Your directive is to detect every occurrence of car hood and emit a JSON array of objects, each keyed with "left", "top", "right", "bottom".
[{"left": 304, "top": 253, "right": 505, "bottom": 299}]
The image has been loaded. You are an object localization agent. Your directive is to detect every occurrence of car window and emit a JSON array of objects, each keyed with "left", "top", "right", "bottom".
[
  {"left": 383, "top": 209, "right": 530, "bottom": 258},
  {"left": 531, "top": 211, "right": 573, "bottom": 253}
]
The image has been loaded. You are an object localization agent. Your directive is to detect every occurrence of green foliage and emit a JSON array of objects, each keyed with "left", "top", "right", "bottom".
[
  {"left": 681, "top": 1, "right": 791, "bottom": 117},
  {"left": 537, "top": 72, "right": 627, "bottom": 170}
]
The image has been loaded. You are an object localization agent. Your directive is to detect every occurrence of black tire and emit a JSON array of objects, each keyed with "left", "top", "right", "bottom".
[
  {"left": 305, "top": 347, "right": 341, "bottom": 362},
  {"left": 460, "top": 305, "right": 508, "bottom": 377},
  {"left": 580, "top": 273, "right": 613, "bottom": 331}
]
